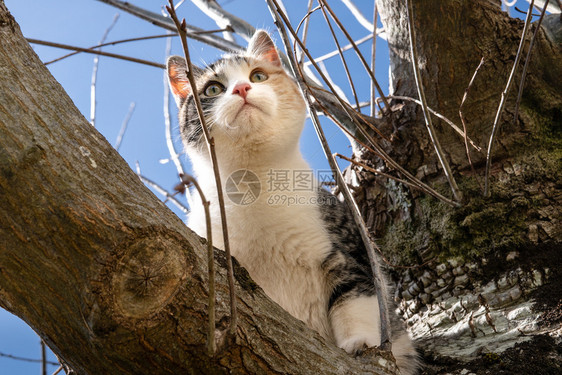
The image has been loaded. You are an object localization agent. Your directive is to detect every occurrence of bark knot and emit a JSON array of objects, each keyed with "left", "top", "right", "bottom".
[{"left": 110, "top": 233, "right": 188, "bottom": 319}]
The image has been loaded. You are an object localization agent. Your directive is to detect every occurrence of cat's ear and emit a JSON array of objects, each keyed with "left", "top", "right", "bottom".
[
  {"left": 166, "top": 56, "right": 202, "bottom": 107},
  {"left": 247, "top": 30, "right": 281, "bottom": 66}
]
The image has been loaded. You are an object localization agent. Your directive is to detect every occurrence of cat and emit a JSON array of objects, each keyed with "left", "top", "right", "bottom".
[{"left": 167, "top": 30, "right": 418, "bottom": 374}]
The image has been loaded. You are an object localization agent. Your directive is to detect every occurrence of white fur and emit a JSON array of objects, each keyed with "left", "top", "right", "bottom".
[
  {"left": 330, "top": 297, "right": 418, "bottom": 374},
  {"left": 330, "top": 296, "right": 381, "bottom": 353}
]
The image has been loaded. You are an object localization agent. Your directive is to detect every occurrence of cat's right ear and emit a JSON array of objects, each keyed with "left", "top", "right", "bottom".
[{"left": 166, "top": 56, "right": 202, "bottom": 107}]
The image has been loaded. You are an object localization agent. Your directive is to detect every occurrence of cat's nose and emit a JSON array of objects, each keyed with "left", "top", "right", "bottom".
[{"left": 232, "top": 82, "right": 252, "bottom": 100}]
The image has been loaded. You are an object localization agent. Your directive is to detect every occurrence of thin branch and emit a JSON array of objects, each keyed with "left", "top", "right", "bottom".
[
  {"left": 287, "top": 4, "right": 461, "bottom": 208},
  {"left": 91, "top": 13, "right": 119, "bottom": 127},
  {"left": 317, "top": 61, "right": 350, "bottom": 103},
  {"left": 95, "top": 0, "right": 243, "bottom": 52},
  {"left": 406, "top": 0, "right": 461, "bottom": 201},
  {"left": 0, "top": 351, "right": 58, "bottom": 366},
  {"left": 298, "top": 0, "right": 315, "bottom": 64},
  {"left": 51, "top": 366, "right": 63, "bottom": 375},
  {"left": 336, "top": 152, "right": 459, "bottom": 207},
  {"left": 115, "top": 102, "right": 136, "bottom": 151},
  {"left": 44, "top": 33, "right": 179, "bottom": 66},
  {"left": 308, "top": 87, "right": 461, "bottom": 207},
  {"left": 41, "top": 340, "right": 47, "bottom": 375},
  {"left": 370, "top": 4, "right": 378, "bottom": 117},
  {"left": 318, "top": 3, "right": 361, "bottom": 110},
  {"left": 292, "top": 15, "right": 388, "bottom": 142},
  {"left": 335, "top": 153, "right": 418, "bottom": 189},
  {"left": 178, "top": 174, "right": 215, "bottom": 355},
  {"left": 339, "top": 0, "right": 374, "bottom": 31},
  {"left": 303, "top": 33, "right": 374, "bottom": 67},
  {"left": 484, "top": 0, "right": 535, "bottom": 196},
  {"left": 514, "top": 0, "right": 550, "bottom": 125},
  {"left": 162, "top": 33, "right": 193, "bottom": 210},
  {"left": 190, "top": 0, "right": 255, "bottom": 40},
  {"left": 319, "top": 0, "right": 390, "bottom": 111},
  {"left": 166, "top": 0, "right": 237, "bottom": 336},
  {"left": 135, "top": 162, "right": 189, "bottom": 215},
  {"left": 526, "top": 0, "right": 561, "bottom": 14},
  {"left": 459, "top": 57, "right": 486, "bottom": 191},
  {"left": 163, "top": 36, "right": 186, "bottom": 177},
  {"left": 27, "top": 39, "right": 165, "bottom": 69},
  {"left": 267, "top": 0, "right": 392, "bottom": 352},
  {"left": 387, "top": 95, "right": 482, "bottom": 152}
]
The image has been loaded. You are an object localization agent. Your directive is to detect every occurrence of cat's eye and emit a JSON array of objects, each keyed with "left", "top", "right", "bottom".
[
  {"left": 250, "top": 70, "right": 268, "bottom": 83},
  {"left": 204, "top": 82, "right": 224, "bottom": 97}
]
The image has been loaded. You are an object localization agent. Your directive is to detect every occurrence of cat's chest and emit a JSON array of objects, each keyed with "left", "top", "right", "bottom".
[{"left": 226, "top": 191, "right": 332, "bottom": 265}]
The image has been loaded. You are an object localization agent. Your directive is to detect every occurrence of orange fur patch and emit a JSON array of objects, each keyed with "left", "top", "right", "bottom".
[{"left": 169, "top": 65, "right": 191, "bottom": 99}]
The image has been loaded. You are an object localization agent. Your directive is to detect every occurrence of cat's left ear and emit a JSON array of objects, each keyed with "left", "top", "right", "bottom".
[
  {"left": 247, "top": 30, "right": 281, "bottom": 67},
  {"left": 166, "top": 56, "right": 203, "bottom": 107}
]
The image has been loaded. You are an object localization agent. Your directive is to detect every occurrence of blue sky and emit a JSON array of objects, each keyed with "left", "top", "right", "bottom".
[{"left": 1, "top": 0, "right": 537, "bottom": 373}]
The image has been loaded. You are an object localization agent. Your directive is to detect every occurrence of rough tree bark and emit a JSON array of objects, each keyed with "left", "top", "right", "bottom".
[
  {"left": 354, "top": 0, "right": 561, "bottom": 373},
  {"left": 0, "top": 3, "right": 400, "bottom": 375}
]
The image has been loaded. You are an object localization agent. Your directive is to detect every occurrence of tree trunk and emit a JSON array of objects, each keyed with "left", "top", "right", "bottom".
[
  {"left": 356, "top": 0, "right": 562, "bottom": 373},
  {"left": 0, "top": 3, "right": 399, "bottom": 374}
]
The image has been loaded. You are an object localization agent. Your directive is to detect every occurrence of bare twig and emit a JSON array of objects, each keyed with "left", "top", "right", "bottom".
[
  {"left": 135, "top": 162, "right": 189, "bottom": 215},
  {"left": 335, "top": 153, "right": 457, "bottom": 205},
  {"left": 340, "top": 0, "right": 374, "bottom": 32},
  {"left": 95, "top": 0, "right": 242, "bottom": 52},
  {"left": 27, "top": 39, "right": 165, "bottom": 69},
  {"left": 91, "top": 13, "right": 119, "bottom": 127},
  {"left": 514, "top": 0, "right": 550, "bottom": 125},
  {"left": 319, "top": 0, "right": 390, "bottom": 111},
  {"left": 298, "top": 0, "right": 315, "bottom": 64},
  {"left": 459, "top": 57, "right": 486, "bottom": 191},
  {"left": 370, "top": 4, "right": 378, "bottom": 117},
  {"left": 406, "top": 0, "right": 461, "bottom": 201},
  {"left": 336, "top": 153, "right": 416, "bottom": 188},
  {"left": 163, "top": 35, "right": 187, "bottom": 177},
  {"left": 317, "top": 61, "right": 350, "bottom": 103},
  {"left": 311, "top": 91, "right": 462, "bottom": 207},
  {"left": 0, "top": 351, "right": 58, "bottom": 365},
  {"left": 291, "top": 14, "right": 387, "bottom": 142},
  {"left": 115, "top": 102, "right": 136, "bottom": 151},
  {"left": 178, "top": 174, "right": 215, "bottom": 355},
  {"left": 44, "top": 33, "right": 179, "bottom": 66},
  {"left": 191, "top": 0, "right": 255, "bottom": 40},
  {"left": 51, "top": 366, "right": 63, "bottom": 375},
  {"left": 41, "top": 340, "right": 47, "bottom": 375},
  {"left": 303, "top": 33, "right": 373, "bottom": 67},
  {"left": 162, "top": 33, "right": 192, "bottom": 210},
  {"left": 484, "top": 0, "right": 535, "bottom": 196},
  {"left": 387, "top": 95, "right": 482, "bottom": 152},
  {"left": 318, "top": 3, "right": 361, "bottom": 110},
  {"left": 166, "top": 0, "right": 237, "bottom": 336},
  {"left": 267, "top": 0, "right": 392, "bottom": 351},
  {"left": 288, "top": 5, "right": 461, "bottom": 208}
]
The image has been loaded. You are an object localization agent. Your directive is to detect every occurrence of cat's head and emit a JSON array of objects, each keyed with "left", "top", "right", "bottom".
[{"left": 167, "top": 30, "right": 306, "bottom": 157}]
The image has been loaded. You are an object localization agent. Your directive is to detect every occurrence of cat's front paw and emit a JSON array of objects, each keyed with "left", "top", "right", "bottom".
[{"left": 338, "top": 335, "right": 375, "bottom": 356}]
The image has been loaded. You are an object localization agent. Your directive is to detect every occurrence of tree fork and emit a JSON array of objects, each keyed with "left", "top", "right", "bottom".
[{"left": 0, "top": 3, "right": 399, "bottom": 374}]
